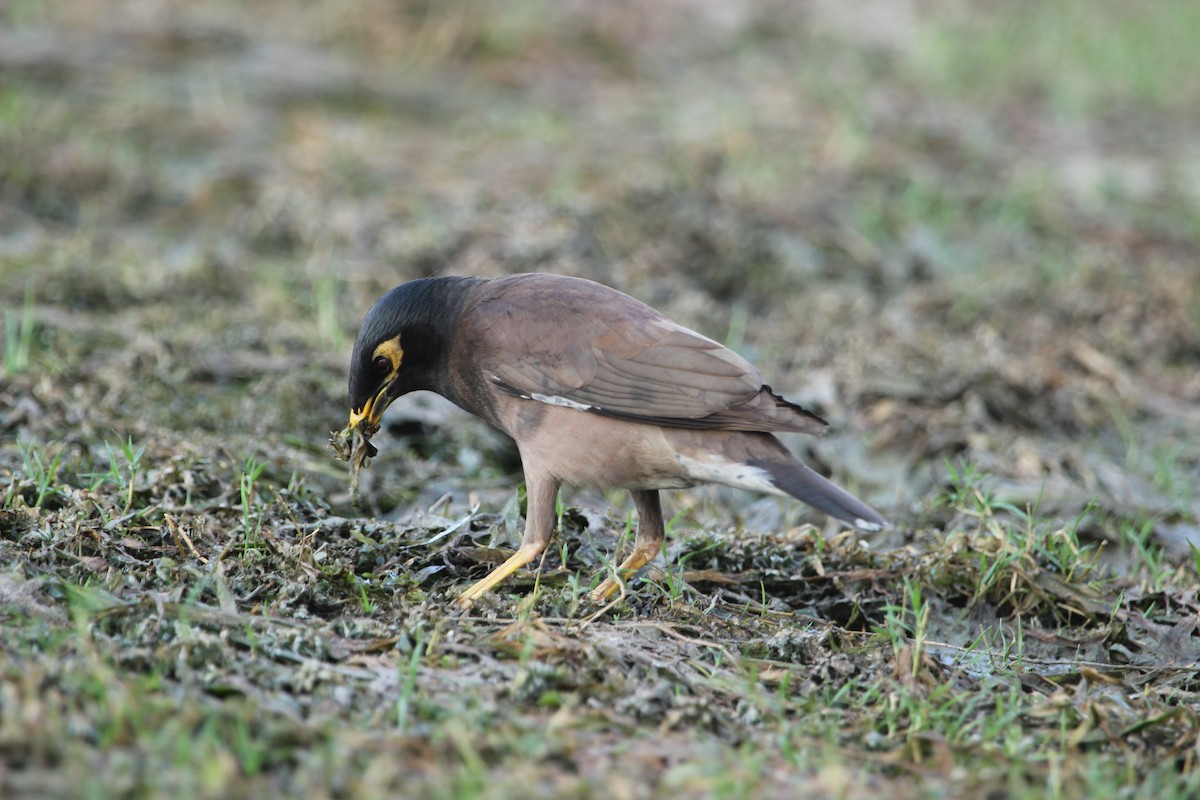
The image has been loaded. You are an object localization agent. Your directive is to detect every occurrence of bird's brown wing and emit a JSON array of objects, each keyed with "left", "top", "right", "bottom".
[{"left": 469, "top": 274, "right": 827, "bottom": 434}]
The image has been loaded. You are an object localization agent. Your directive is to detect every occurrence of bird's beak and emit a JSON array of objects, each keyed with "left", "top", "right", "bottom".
[{"left": 348, "top": 381, "right": 394, "bottom": 430}]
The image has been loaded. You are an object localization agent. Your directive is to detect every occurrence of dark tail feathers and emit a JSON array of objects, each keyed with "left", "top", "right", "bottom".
[{"left": 750, "top": 459, "right": 890, "bottom": 532}]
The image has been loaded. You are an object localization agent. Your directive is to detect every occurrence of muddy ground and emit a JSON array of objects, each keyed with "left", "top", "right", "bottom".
[{"left": 2, "top": 2, "right": 1199, "bottom": 798}]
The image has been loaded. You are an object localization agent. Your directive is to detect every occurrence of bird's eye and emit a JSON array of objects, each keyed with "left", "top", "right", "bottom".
[{"left": 373, "top": 355, "right": 392, "bottom": 375}]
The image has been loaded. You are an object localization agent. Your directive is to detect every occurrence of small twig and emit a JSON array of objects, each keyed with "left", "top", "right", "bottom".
[
  {"left": 417, "top": 508, "right": 479, "bottom": 547},
  {"left": 428, "top": 493, "right": 453, "bottom": 514},
  {"left": 215, "top": 533, "right": 240, "bottom": 563},
  {"left": 164, "top": 513, "right": 207, "bottom": 564},
  {"left": 580, "top": 584, "right": 627, "bottom": 627}
]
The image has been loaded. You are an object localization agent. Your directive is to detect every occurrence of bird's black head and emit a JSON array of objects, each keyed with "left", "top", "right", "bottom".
[{"left": 346, "top": 276, "right": 478, "bottom": 430}]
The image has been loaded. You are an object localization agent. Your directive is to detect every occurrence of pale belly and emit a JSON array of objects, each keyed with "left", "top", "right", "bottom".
[{"left": 493, "top": 397, "right": 786, "bottom": 495}]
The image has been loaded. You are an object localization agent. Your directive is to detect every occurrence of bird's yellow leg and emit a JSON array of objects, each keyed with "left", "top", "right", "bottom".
[
  {"left": 591, "top": 490, "right": 665, "bottom": 602},
  {"left": 457, "top": 546, "right": 544, "bottom": 609},
  {"left": 457, "top": 472, "right": 560, "bottom": 610},
  {"left": 591, "top": 546, "right": 661, "bottom": 602}
]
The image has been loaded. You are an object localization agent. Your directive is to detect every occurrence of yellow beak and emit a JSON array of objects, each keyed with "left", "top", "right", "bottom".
[{"left": 348, "top": 383, "right": 393, "bottom": 430}]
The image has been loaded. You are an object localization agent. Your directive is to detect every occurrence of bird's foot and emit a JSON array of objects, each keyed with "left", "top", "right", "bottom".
[
  {"left": 457, "top": 546, "right": 544, "bottom": 610},
  {"left": 590, "top": 546, "right": 660, "bottom": 603}
]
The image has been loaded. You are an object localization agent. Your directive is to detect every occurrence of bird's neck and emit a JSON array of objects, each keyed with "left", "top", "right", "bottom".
[{"left": 405, "top": 276, "right": 484, "bottom": 396}]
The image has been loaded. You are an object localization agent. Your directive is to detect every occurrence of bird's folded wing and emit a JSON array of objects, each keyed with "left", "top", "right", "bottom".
[
  {"left": 488, "top": 317, "right": 763, "bottom": 422},
  {"left": 472, "top": 274, "right": 827, "bottom": 434}
]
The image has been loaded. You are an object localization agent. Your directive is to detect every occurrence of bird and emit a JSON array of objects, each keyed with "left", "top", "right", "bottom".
[{"left": 344, "top": 273, "right": 889, "bottom": 608}]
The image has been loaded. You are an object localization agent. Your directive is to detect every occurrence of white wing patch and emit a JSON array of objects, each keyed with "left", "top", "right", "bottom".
[
  {"left": 490, "top": 371, "right": 598, "bottom": 412},
  {"left": 530, "top": 393, "right": 594, "bottom": 412},
  {"left": 675, "top": 454, "right": 781, "bottom": 496}
]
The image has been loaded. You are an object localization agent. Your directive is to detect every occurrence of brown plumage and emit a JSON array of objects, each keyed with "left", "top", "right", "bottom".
[{"left": 345, "top": 273, "right": 889, "bottom": 607}]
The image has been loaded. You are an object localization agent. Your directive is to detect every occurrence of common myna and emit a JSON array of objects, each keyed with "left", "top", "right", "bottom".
[{"left": 345, "top": 273, "right": 889, "bottom": 608}]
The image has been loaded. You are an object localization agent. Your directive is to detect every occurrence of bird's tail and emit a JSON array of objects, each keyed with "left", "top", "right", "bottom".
[{"left": 749, "top": 458, "right": 890, "bottom": 532}]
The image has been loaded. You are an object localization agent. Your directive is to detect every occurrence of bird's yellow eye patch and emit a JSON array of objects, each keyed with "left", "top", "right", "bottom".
[{"left": 372, "top": 336, "right": 403, "bottom": 375}]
